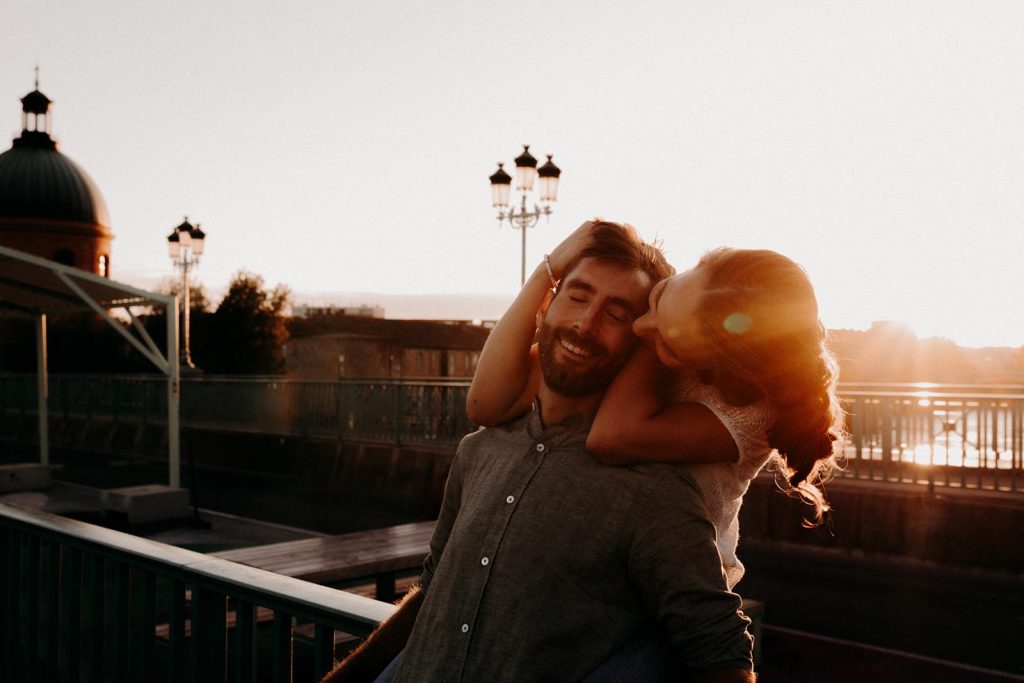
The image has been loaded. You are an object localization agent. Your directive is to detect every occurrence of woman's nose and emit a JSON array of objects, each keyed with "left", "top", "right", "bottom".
[{"left": 633, "top": 311, "right": 654, "bottom": 337}]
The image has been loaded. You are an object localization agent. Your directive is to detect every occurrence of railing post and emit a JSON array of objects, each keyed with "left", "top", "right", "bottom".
[
  {"left": 43, "top": 539, "right": 60, "bottom": 681},
  {"left": 58, "top": 545, "right": 82, "bottom": 683},
  {"left": 1, "top": 528, "right": 18, "bottom": 683},
  {"left": 991, "top": 400, "right": 1001, "bottom": 490},
  {"left": 191, "top": 585, "right": 227, "bottom": 683},
  {"left": 83, "top": 553, "right": 105, "bottom": 681},
  {"left": 314, "top": 623, "right": 335, "bottom": 681},
  {"left": 394, "top": 381, "right": 402, "bottom": 446},
  {"left": 169, "top": 579, "right": 187, "bottom": 682},
  {"left": 234, "top": 599, "right": 258, "bottom": 683},
  {"left": 113, "top": 562, "right": 131, "bottom": 682},
  {"left": 26, "top": 535, "right": 40, "bottom": 673},
  {"left": 135, "top": 570, "right": 157, "bottom": 681},
  {"left": 272, "top": 611, "right": 293, "bottom": 683},
  {"left": 881, "top": 400, "right": 893, "bottom": 472}
]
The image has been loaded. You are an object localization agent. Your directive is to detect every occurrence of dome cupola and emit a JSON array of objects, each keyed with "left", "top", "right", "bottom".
[{"left": 0, "top": 72, "right": 112, "bottom": 276}]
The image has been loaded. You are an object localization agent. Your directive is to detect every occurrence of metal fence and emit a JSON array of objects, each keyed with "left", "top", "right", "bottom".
[
  {"left": 839, "top": 384, "right": 1023, "bottom": 492},
  {"left": 2, "top": 374, "right": 1022, "bottom": 493},
  {"left": 0, "top": 374, "right": 475, "bottom": 446},
  {"left": 0, "top": 502, "right": 393, "bottom": 683}
]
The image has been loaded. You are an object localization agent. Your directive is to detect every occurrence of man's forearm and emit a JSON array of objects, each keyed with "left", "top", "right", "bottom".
[{"left": 321, "top": 586, "right": 425, "bottom": 683}]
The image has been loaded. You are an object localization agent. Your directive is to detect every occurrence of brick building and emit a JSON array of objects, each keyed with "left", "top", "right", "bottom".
[{"left": 285, "top": 315, "right": 492, "bottom": 379}]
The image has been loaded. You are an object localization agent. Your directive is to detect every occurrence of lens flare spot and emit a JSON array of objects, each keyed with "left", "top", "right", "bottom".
[{"left": 723, "top": 312, "right": 753, "bottom": 335}]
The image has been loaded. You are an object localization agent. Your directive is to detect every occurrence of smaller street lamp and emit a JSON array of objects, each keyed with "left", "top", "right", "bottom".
[
  {"left": 167, "top": 217, "right": 206, "bottom": 369},
  {"left": 489, "top": 145, "right": 561, "bottom": 285}
]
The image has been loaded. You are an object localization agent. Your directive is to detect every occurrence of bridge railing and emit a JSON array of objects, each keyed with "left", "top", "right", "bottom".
[
  {"left": 0, "top": 373, "right": 475, "bottom": 445},
  {"left": 0, "top": 502, "right": 393, "bottom": 682},
  {"left": 2, "top": 374, "right": 1022, "bottom": 493},
  {"left": 839, "top": 386, "right": 1022, "bottom": 492}
]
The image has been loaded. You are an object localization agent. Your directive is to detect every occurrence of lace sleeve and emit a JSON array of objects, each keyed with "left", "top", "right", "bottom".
[{"left": 678, "top": 383, "right": 774, "bottom": 475}]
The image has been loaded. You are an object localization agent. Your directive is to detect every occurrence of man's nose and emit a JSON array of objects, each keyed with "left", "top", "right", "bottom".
[{"left": 574, "top": 304, "right": 600, "bottom": 334}]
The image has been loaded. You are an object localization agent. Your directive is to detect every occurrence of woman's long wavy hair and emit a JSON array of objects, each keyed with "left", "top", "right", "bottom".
[{"left": 694, "top": 247, "right": 846, "bottom": 525}]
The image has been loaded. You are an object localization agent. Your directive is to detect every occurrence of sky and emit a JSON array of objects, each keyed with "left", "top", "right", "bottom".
[{"left": 4, "top": 1, "right": 1024, "bottom": 348}]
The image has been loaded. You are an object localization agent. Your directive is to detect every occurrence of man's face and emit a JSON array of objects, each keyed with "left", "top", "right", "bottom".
[{"left": 537, "top": 257, "right": 653, "bottom": 398}]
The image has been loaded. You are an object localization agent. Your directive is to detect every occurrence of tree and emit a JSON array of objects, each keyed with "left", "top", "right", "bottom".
[
  {"left": 159, "top": 277, "right": 212, "bottom": 313},
  {"left": 201, "top": 271, "right": 290, "bottom": 374}
]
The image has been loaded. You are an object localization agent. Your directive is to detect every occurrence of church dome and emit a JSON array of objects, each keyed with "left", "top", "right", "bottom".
[
  {"left": 0, "top": 93, "right": 110, "bottom": 227},
  {"left": 0, "top": 138, "right": 111, "bottom": 227},
  {"left": 0, "top": 79, "right": 113, "bottom": 276}
]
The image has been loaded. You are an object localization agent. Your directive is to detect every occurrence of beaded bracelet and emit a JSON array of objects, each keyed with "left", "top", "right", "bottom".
[{"left": 543, "top": 255, "right": 559, "bottom": 289}]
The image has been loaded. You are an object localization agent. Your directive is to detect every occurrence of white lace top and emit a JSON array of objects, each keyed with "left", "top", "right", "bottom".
[{"left": 679, "top": 381, "right": 776, "bottom": 590}]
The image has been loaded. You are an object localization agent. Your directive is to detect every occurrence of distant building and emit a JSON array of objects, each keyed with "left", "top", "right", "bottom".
[
  {"left": 285, "top": 315, "right": 490, "bottom": 379},
  {"left": 291, "top": 303, "right": 385, "bottom": 319},
  {"left": 0, "top": 79, "right": 113, "bottom": 276}
]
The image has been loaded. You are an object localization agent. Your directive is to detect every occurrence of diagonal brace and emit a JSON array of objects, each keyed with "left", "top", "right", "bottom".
[{"left": 55, "top": 271, "right": 169, "bottom": 374}]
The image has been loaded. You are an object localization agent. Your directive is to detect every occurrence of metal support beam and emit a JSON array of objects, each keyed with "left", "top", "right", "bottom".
[
  {"left": 167, "top": 297, "right": 181, "bottom": 488},
  {"left": 35, "top": 314, "right": 48, "bottom": 466},
  {"left": 55, "top": 272, "right": 168, "bottom": 374}
]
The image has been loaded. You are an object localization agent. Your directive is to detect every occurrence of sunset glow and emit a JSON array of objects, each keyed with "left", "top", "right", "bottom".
[{"left": 4, "top": 1, "right": 1023, "bottom": 348}]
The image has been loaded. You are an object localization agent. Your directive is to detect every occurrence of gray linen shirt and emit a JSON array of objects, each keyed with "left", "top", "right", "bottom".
[{"left": 394, "top": 408, "right": 753, "bottom": 682}]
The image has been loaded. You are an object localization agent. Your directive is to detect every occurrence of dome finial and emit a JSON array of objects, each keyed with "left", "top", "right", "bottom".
[{"left": 34, "top": 65, "right": 39, "bottom": 90}]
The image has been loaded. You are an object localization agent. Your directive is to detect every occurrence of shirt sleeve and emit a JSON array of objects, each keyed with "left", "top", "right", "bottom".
[
  {"left": 419, "top": 441, "right": 465, "bottom": 593},
  {"left": 627, "top": 469, "right": 754, "bottom": 671}
]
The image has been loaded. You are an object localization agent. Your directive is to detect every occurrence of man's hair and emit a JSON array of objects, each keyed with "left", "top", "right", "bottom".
[{"left": 557, "top": 220, "right": 674, "bottom": 293}]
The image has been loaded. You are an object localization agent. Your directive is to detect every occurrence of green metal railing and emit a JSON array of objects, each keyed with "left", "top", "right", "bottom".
[
  {"left": 0, "top": 503, "right": 393, "bottom": 682},
  {"left": 2, "top": 374, "right": 1022, "bottom": 493}
]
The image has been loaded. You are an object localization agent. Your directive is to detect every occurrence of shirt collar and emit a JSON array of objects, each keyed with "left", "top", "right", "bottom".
[{"left": 526, "top": 397, "right": 593, "bottom": 450}]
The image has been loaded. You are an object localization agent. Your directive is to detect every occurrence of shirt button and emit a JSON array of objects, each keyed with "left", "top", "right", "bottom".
[
  {"left": 461, "top": 623, "right": 469, "bottom": 633},
  {"left": 506, "top": 495, "right": 515, "bottom": 504},
  {"left": 481, "top": 557, "right": 489, "bottom": 566},
  {"left": 536, "top": 443, "right": 545, "bottom": 453}
]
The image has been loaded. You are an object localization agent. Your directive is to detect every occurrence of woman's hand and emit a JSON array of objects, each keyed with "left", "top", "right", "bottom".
[{"left": 545, "top": 220, "right": 598, "bottom": 281}]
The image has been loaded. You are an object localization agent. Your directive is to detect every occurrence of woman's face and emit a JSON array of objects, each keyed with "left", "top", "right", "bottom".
[{"left": 632, "top": 266, "right": 713, "bottom": 368}]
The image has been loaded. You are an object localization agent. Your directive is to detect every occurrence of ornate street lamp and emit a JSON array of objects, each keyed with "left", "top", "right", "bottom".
[
  {"left": 167, "top": 217, "right": 206, "bottom": 369},
  {"left": 489, "top": 145, "right": 561, "bottom": 285}
]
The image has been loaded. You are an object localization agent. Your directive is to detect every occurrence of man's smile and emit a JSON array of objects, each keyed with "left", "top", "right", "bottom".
[
  {"left": 559, "top": 338, "right": 593, "bottom": 358},
  {"left": 554, "top": 330, "right": 604, "bottom": 363}
]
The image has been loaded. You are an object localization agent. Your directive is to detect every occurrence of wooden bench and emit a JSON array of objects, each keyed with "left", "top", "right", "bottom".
[{"left": 211, "top": 520, "right": 436, "bottom": 602}]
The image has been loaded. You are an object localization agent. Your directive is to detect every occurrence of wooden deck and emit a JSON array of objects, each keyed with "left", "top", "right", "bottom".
[{"left": 211, "top": 520, "right": 436, "bottom": 602}]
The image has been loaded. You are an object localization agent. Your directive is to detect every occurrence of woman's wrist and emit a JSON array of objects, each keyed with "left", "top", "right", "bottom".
[{"left": 542, "top": 255, "right": 559, "bottom": 289}]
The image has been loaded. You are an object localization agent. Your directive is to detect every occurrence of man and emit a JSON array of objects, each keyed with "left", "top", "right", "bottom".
[{"left": 325, "top": 222, "right": 755, "bottom": 682}]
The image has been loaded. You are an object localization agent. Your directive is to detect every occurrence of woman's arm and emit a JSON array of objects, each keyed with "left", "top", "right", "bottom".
[
  {"left": 464, "top": 264, "right": 547, "bottom": 426},
  {"left": 466, "top": 221, "right": 595, "bottom": 426},
  {"left": 587, "top": 346, "right": 740, "bottom": 464}
]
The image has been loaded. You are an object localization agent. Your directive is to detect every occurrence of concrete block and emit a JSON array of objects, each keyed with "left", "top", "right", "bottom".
[
  {"left": 100, "top": 484, "right": 190, "bottom": 524},
  {"left": 0, "top": 463, "right": 52, "bottom": 492}
]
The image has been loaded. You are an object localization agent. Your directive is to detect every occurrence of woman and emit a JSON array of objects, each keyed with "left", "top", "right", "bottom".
[{"left": 468, "top": 220, "right": 845, "bottom": 589}]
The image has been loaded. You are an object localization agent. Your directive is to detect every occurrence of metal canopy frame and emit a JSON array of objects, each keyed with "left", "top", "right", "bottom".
[{"left": 0, "top": 244, "right": 182, "bottom": 487}]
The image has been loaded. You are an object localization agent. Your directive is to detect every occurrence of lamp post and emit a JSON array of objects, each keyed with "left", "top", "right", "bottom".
[
  {"left": 166, "top": 217, "right": 206, "bottom": 369},
  {"left": 489, "top": 145, "right": 561, "bottom": 285}
]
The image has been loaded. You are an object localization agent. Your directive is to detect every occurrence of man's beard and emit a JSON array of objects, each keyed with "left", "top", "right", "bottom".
[{"left": 537, "top": 321, "right": 632, "bottom": 398}]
